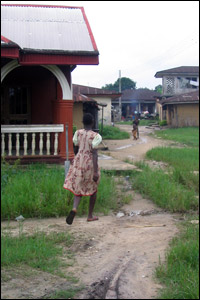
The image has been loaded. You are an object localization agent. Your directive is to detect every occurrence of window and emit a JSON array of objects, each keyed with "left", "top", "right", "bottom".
[
  {"left": 177, "top": 77, "right": 198, "bottom": 89},
  {"left": 1, "top": 86, "right": 31, "bottom": 125},
  {"left": 166, "top": 77, "right": 175, "bottom": 94}
]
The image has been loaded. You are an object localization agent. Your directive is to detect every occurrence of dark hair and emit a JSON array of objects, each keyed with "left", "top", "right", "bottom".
[{"left": 83, "top": 113, "right": 94, "bottom": 125}]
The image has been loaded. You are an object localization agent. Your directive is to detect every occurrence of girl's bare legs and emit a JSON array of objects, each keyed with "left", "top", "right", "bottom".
[
  {"left": 66, "top": 195, "right": 81, "bottom": 225},
  {"left": 72, "top": 195, "right": 82, "bottom": 212},
  {"left": 88, "top": 192, "right": 98, "bottom": 220}
]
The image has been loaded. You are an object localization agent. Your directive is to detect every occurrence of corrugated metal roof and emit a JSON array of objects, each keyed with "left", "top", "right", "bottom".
[
  {"left": 73, "top": 84, "right": 121, "bottom": 98},
  {"left": 161, "top": 90, "right": 199, "bottom": 105},
  {"left": 1, "top": 4, "right": 98, "bottom": 54},
  {"left": 155, "top": 66, "right": 199, "bottom": 78},
  {"left": 121, "top": 89, "right": 161, "bottom": 101},
  {"left": 73, "top": 93, "right": 97, "bottom": 103}
]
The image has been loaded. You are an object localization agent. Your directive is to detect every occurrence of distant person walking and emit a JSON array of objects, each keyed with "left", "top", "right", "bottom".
[
  {"left": 132, "top": 117, "right": 140, "bottom": 140},
  {"left": 64, "top": 113, "right": 102, "bottom": 225},
  {"left": 132, "top": 123, "right": 138, "bottom": 140}
]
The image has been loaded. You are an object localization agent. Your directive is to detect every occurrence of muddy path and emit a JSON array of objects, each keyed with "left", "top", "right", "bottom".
[
  {"left": 100, "top": 124, "right": 179, "bottom": 163},
  {"left": 1, "top": 195, "right": 180, "bottom": 299},
  {"left": 1, "top": 125, "right": 181, "bottom": 299}
]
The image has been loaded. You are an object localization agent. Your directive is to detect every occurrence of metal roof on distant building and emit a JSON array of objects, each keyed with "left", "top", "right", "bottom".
[
  {"left": 73, "top": 84, "right": 121, "bottom": 99},
  {"left": 161, "top": 90, "right": 199, "bottom": 105},
  {"left": 121, "top": 89, "right": 161, "bottom": 101},
  {"left": 155, "top": 66, "right": 199, "bottom": 78},
  {"left": 73, "top": 93, "right": 97, "bottom": 103},
  {"left": 1, "top": 4, "right": 98, "bottom": 55}
]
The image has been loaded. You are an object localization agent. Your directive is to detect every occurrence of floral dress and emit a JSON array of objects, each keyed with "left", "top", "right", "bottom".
[{"left": 63, "top": 129, "right": 102, "bottom": 196}]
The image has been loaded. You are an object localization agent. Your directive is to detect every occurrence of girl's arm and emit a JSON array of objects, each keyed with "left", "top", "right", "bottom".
[
  {"left": 74, "top": 145, "right": 79, "bottom": 155},
  {"left": 92, "top": 149, "right": 99, "bottom": 182}
]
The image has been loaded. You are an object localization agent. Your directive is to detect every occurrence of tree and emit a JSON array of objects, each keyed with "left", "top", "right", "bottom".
[
  {"left": 154, "top": 84, "right": 162, "bottom": 94},
  {"left": 102, "top": 77, "right": 136, "bottom": 92}
]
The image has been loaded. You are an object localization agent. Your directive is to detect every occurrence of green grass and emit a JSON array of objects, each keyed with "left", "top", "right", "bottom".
[
  {"left": 156, "top": 218, "right": 199, "bottom": 299},
  {"left": 154, "top": 127, "right": 199, "bottom": 147},
  {"left": 1, "top": 163, "right": 121, "bottom": 220},
  {"left": 1, "top": 230, "right": 73, "bottom": 276},
  {"left": 146, "top": 147, "right": 199, "bottom": 193},
  {"left": 146, "top": 147, "right": 199, "bottom": 171},
  {"left": 43, "top": 287, "right": 84, "bottom": 299},
  {"left": 134, "top": 127, "right": 199, "bottom": 299},
  {"left": 133, "top": 163, "right": 198, "bottom": 212},
  {"left": 100, "top": 124, "right": 130, "bottom": 139}
]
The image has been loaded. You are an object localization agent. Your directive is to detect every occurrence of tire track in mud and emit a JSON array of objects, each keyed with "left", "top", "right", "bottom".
[
  {"left": 73, "top": 208, "right": 179, "bottom": 299},
  {"left": 82, "top": 256, "right": 134, "bottom": 299}
]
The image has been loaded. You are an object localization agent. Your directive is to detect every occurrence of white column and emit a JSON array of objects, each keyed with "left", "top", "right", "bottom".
[
  {"left": 16, "top": 133, "right": 20, "bottom": 156},
  {"left": 1, "top": 133, "right": 5, "bottom": 156},
  {"left": 24, "top": 133, "right": 28, "bottom": 156},
  {"left": 32, "top": 133, "right": 36, "bottom": 155},
  {"left": 39, "top": 133, "right": 43, "bottom": 155},
  {"left": 8, "top": 133, "right": 12, "bottom": 156},
  {"left": 46, "top": 133, "right": 50, "bottom": 155},
  {"left": 54, "top": 133, "right": 58, "bottom": 155}
]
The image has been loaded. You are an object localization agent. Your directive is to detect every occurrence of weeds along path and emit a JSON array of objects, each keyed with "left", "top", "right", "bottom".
[
  {"left": 1, "top": 194, "right": 180, "bottom": 299},
  {"left": 1, "top": 126, "right": 180, "bottom": 299}
]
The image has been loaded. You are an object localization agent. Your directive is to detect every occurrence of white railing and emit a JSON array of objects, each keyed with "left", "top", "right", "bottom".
[{"left": 1, "top": 125, "right": 64, "bottom": 157}]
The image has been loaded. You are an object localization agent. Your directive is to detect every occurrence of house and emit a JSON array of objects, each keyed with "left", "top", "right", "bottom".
[
  {"left": 155, "top": 66, "right": 199, "bottom": 96},
  {"left": 160, "top": 90, "right": 199, "bottom": 127},
  {"left": 1, "top": 4, "right": 99, "bottom": 163},
  {"left": 112, "top": 89, "right": 161, "bottom": 120},
  {"left": 73, "top": 92, "right": 99, "bottom": 130},
  {"left": 73, "top": 84, "right": 121, "bottom": 126},
  {"left": 155, "top": 66, "right": 199, "bottom": 126}
]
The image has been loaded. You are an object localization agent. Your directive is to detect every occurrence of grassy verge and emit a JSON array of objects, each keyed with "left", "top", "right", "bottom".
[
  {"left": 1, "top": 230, "right": 74, "bottom": 277},
  {"left": 146, "top": 147, "right": 199, "bottom": 171},
  {"left": 1, "top": 228, "right": 82, "bottom": 298},
  {"left": 156, "top": 217, "right": 199, "bottom": 299},
  {"left": 133, "top": 162, "right": 198, "bottom": 212},
  {"left": 1, "top": 163, "right": 126, "bottom": 220},
  {"left": 100, "top": 124, "right": 130, "bottom": 139},
  {"left": 42, "top": 287, "right": 84, "bottom": 299},
  {"left": 154, "top": 127, "right": 199, "bottom": 147},
  {"left": 146, "top": 147, "right": 199, "bottom": 194},
  {"left": 132, "top": 126, "right": 199, "bottom": 299}
]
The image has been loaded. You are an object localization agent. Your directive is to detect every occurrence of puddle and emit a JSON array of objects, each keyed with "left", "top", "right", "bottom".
[
  {"left": 99, "top": 154, "right": 113, "bottom": 160},
  {"left": 115, "top": 138, "right": 147, "bottom": 150}
]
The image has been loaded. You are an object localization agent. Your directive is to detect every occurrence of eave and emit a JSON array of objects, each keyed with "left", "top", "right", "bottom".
[
  {"left": 162, "top": 101, "right": 199, "bottom": 106},
  {"left": 1, "top": 48, "right": 99, "bottom": 65}
]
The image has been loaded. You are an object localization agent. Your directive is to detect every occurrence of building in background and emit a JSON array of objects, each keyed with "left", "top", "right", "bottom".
[
  {"left": 73, "top": 84, "right": 121, "bottom": 126},
  {"left": 160, "top": 90, "right": 199, "bottom": 127},
  {"left": 155, "top": 66, "right": 199, "bottom": 126},
  {"left": 155, "top": 66, "right": 199, "bottom": 97},
  {"left": 112, "top": 89, "right": 161, "bottom": 120}
]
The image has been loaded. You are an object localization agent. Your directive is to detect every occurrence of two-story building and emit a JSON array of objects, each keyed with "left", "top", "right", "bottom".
[
  {"left": 155, "top": 66, "right": 199, "bottom": 127},
  {"left": 155, "top": 66, "right": 199, "bottom": 96}
]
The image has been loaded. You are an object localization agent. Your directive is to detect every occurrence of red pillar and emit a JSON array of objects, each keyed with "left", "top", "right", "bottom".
[{"left": 52, "top": 100, "right": 74, "bottom": 160}]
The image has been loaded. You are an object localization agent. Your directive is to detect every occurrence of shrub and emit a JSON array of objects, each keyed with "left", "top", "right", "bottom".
[{"left": 159, "top": 120, "right": 167, "bottom": 126}]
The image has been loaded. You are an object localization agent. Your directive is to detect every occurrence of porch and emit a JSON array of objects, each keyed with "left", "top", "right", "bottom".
[{"left": 1, "top": 124, "right": 65, "bottom": 164}]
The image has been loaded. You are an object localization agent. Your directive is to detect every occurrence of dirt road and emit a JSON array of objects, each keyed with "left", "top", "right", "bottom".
[
  {"left": 100, "top": 124, "right": 176, "bottom": 163},
  {"left": 1, "top": 125, "right": 180, "bottom": 299}
]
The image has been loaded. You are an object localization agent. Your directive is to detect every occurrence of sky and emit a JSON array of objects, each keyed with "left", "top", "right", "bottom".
[{"left": 1, "top": 1, "right": 199, "bottom": 90}]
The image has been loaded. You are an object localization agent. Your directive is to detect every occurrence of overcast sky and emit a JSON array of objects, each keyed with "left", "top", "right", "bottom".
[{"left": 2, "top": 1, "right": 199, "bottom": 90}]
